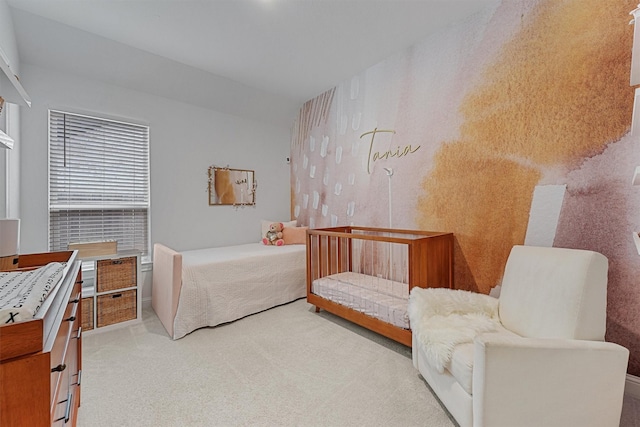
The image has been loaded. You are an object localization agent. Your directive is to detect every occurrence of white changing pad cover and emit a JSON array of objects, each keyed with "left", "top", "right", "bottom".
[
  {"left": 312, "top": 271, "right": 410, "bottom": 329},
  {"left": 173, "top": 243, "right": 306, "bottom": 339},
  {"left": 0, "top": 262, "right": 66, "bottom": 324}
]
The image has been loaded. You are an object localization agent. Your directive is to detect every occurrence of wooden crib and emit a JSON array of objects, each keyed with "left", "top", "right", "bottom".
[{"left": 306, "top": 226, "right": 453, "bottom": 347}]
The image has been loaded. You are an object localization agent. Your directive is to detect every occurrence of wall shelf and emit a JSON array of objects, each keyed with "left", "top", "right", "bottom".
[
  {"left": 633, "top": 231, "right": 640, "bottom": 255},
  {"left": 631, "top": 5, "right": 640, "bottom": 258},
  {"left": 0, "top": 129, "right": 13, "bottom": 149},
  {"left": 631, "top": 4, "right": 640, "bottom": 86},
  {"left": 631, "top": 88, "right": 640, "bottom": 135},
  {"left": 0, "top": 46, "right": 30, "bottom": 107},
  {"left": 632, "top": 166, "right": 640, "bottom": 185}
]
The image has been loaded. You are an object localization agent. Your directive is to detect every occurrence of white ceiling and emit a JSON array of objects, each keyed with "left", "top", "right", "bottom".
[{"left": 7, "top": 0, "right": 498, "bottom": 125}]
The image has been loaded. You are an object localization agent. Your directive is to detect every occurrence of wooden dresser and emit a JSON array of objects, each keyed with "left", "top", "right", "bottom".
[{"left": 0, "top": 251, "right": 83, "bottom": 427}]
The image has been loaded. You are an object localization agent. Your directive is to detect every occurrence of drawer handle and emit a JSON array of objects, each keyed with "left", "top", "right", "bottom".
[
  {"left": 65, "top": 316, "right": 76, "bottom": 322},
  {"left": 51, "top": 363, "right": 66, "bottom": 373},
  {"left": 69, "top": 298, "right": 80, "bottom": 304},
  {"left": 111, "top": 294, "right": 122, "bottom": 299},
  {"left": 113, "top": 260, "right": 123, "bottom": 265}
]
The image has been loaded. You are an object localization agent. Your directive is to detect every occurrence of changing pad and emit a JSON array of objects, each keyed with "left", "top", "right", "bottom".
[{"left": 0, "top": 262, "right": 66, "bottom": 324}]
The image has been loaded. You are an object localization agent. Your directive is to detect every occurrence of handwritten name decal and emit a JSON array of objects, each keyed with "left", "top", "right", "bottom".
[{"left": 360, "top": 128, "right": 421, "bottom": 174}]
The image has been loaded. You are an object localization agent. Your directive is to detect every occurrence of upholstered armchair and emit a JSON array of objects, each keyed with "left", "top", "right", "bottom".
[{"left": 408, "top": 245, "right": 629, "bottom": 427}]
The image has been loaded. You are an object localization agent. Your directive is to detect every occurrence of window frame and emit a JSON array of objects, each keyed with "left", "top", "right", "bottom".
[{"left": 47, "top": 109, "right": 151, "bottom": 262}]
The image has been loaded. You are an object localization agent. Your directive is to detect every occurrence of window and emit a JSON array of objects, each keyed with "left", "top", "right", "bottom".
[{"left": 48, "top": 110, "right": 149, "bottom": 257}]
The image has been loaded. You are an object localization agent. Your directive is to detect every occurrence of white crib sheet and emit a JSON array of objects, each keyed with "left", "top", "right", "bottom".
[{"left": 311, "top": 271, "right": 410, "bottom": 329}]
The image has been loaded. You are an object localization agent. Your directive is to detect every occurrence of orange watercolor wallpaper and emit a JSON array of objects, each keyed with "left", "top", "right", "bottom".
[
  {"left": 290, "top": 0, "right": 640, "bottom": 375},
  {"left": 419, "top": 0, "right": 634, "bottom": 294}
]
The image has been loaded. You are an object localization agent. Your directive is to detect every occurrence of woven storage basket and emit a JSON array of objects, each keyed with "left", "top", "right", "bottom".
[
  {"left": 81, "top": 297, "right": 94, "bottom": 331},
  {"left": 97, "top": 290, "right": 136, "bottom": 328},
  {"left": 96, "top": 257, "right": 136, "bottom": 293}
]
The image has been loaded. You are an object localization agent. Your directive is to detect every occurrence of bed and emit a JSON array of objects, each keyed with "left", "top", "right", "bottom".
[
  {"left": 152, "top": 242, "right": 307, "bottom": 339},
  {"left": 306, "top": 226, "right": 453, "bottom": 346}
]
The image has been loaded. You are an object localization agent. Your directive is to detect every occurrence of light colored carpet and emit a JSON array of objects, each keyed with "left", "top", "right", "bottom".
[
  {"left": 621, "top": 393, "right": 640, "bottom": 427},
  {"left": 77, "top": 299, "right": 456, "bottom": 427}
]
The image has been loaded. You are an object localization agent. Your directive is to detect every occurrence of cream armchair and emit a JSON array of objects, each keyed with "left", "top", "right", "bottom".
[{"left": 408, "top": 245, "right": 629, "bottom": 427}]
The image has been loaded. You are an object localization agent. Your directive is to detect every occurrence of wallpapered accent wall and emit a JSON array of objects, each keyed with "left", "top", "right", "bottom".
[{"left": 290, "top": 0, "right": 640, "bottom": 375}]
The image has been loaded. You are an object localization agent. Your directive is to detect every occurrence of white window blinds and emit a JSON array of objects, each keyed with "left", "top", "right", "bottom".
[{"left": 49, "top": 110, "right": 150, "bottom": 255}]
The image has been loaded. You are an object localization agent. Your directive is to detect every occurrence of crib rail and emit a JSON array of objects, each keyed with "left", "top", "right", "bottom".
[
  {"left": 306, "top": 226, "right": 453, "bottom": 293},
  {"left": 305, "top": 226, "right": 453, "bottom": 347}
]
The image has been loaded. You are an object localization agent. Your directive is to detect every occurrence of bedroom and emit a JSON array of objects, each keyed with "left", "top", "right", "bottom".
[{"left": 1, "top": 0, "right": 639, "bottom": 426}]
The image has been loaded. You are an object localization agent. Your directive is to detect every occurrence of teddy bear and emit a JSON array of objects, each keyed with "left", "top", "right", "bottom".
[{"left": 262, "top": 222, "right": 285, "bottom": 246}]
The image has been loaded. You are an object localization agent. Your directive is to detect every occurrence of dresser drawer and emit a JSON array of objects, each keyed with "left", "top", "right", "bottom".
[
  {"left": 49, "top": 290, "right": 79, "bottom": 411},
  {"left": 52, "top": 320, "right": 80, "bottom": 426},
  {"left": 96, "top": 257, "right": 136, "bottom": 293},
  {"left": 49, "top": 284, "right": 80, "bottom": 370},
  {"left": 51, "top": 391, "right": 78, "bottom": 426},
  {"left": 52, "top": 386, "right": 71, "bottom": 425},
  {"left": 0, "top": 252, "right": 82, "bottom": 427}
]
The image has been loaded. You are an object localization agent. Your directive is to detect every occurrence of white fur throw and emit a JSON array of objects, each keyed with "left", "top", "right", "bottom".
[{"left": 408, "top": 287, "right": 501, "bottom": 373}]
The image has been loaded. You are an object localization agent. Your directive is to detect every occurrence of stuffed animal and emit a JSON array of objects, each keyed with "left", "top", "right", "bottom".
[{"left": 262, "top": 222, "right": 285, "bottom": 246}]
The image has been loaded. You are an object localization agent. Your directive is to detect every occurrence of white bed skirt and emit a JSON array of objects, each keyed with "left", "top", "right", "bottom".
[{"left": 173, "top": 243, "right": 306, "bottom": 339}]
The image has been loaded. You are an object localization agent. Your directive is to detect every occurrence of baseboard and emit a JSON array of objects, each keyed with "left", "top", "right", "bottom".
[
  {"left": 142, "top": 296, "right": 152, "bottom": 310},
  {"left": 626, "top": 374, "right": 640, "bottom": 399}
]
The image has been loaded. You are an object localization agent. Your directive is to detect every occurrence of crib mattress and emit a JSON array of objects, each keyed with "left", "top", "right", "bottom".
[{"left": 311, "top": 271, "right": 410, "bottom": 329}]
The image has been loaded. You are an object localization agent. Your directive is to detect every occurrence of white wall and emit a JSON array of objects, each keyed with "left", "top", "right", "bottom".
[
  {"left": 0, "top": 112, "right": 6, "bottom": 217},
  {"left": 1, "top": 103, "right": 20, "bottom": 218},
  {"left": 0, "top": 0, "right": 21, "bottom": 219},
  {"left": 0, "top": 0, "right": 19, "bottom": 76},
  {"left": 19, "top": 64, "right": 293, "bottom": 300}
]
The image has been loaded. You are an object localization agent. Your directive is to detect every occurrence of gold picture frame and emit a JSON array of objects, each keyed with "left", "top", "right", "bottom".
[{"left": 208, "top": 166, "right": 256, "bottom": 206}]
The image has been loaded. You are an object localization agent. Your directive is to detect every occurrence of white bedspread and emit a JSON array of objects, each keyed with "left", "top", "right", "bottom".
[
  {"left": 173, "top": 243, "right": 306, "bottom": 339},
  {"left": 0, "top": 262, "right": 66, "bottom": 324}
]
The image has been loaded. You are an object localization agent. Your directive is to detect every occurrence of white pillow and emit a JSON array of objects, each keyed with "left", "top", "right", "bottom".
[{"left": 260, "top": 219, "right": 297, "bottom": 241}]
